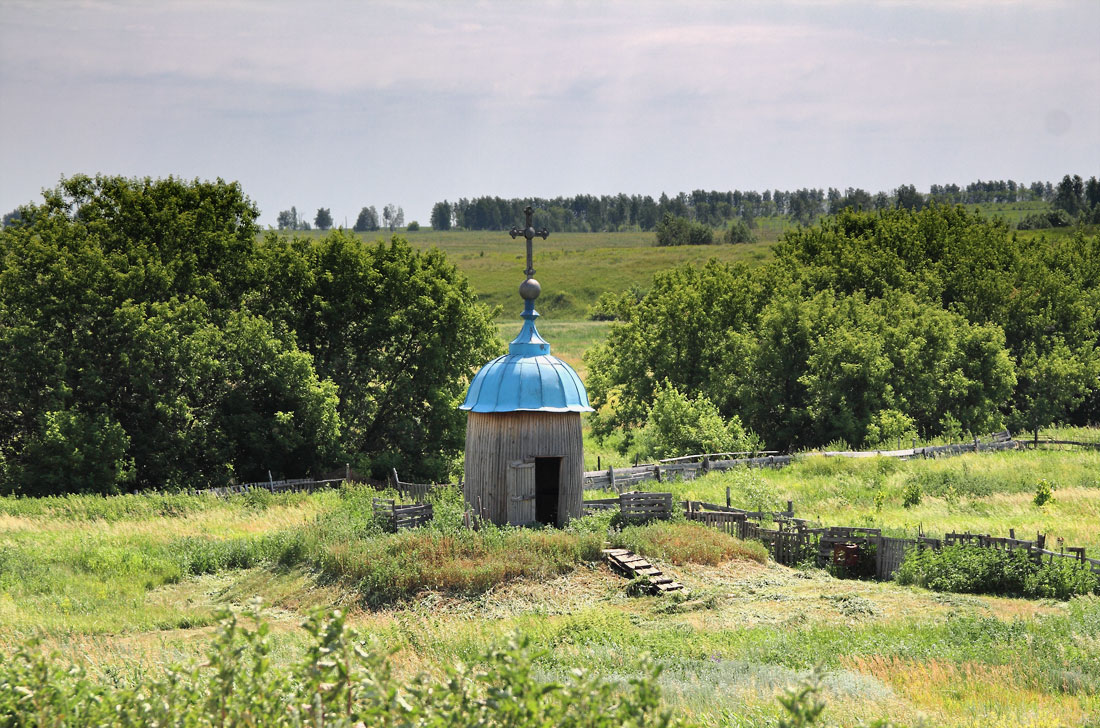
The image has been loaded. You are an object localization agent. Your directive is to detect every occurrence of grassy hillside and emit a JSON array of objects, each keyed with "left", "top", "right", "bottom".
[
  {"left": 393, "top": 229, "right": 776, "bottom": 321},
  {"left": 2, "top": 440, "right": 1098, "bottom": 726},
  {"left": 271, "top": 203, "right": 1096, "bottom": 333}
]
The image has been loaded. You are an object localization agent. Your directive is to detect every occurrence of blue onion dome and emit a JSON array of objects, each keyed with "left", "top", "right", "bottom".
[{"left": 460, "top": 298, "right": 593, "bottom": 413}]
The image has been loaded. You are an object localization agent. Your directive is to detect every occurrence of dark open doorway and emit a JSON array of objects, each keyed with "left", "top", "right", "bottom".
[{"left": 534, "top": 457, "right": 561, "bottom": 525}]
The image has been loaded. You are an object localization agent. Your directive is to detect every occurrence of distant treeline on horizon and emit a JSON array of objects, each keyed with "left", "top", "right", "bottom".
[{"left": 428, "top": 175, "right": 1100, "bottom": 232}]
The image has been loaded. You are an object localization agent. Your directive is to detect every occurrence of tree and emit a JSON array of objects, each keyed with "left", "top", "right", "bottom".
[
  {"left": 0, "top": 175, "right": 495, "bottom": 492},
  {"left": 894, "top": 184, "right": 924, "bottom": 211},
  {"left": 354, "top": 206, "right": 379, "bottom": 232},
  {"left": 430, "top": 201, "right": 452, "bottom": 231},
  {"left": 1, "top": 208, "right": 21, "bottom": 228},
  {"left": 314, "top": 207, "right": 333, "bottom": 231},
  {"left": 406, "top": 221, "right": 420, "bottom": 231},
  {"left": 395, "top": 206, "right": 405, "bottom": 229},
  {"left": 0, "top": 176, "right": 340, "bottom": 493},
  {"left": 1053, "top": 174, "right": 1085, "bottom": 216},
  {"left": 1085, "top": 176, "right": 1100, "bottom": 209},
  {"left": 253, "top": 233, "right": 500, "bottom": 480},
  {"left": 585, "top": 206, "right": 1068, "bottom": 452},
  {"left": 277, "top": 207, "right": 300, "bottom": 230}
]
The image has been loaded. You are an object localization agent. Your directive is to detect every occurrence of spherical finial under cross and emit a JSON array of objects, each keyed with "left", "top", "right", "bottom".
[{"left": 519, "top": 277, "right": 541, "bottom": 301}]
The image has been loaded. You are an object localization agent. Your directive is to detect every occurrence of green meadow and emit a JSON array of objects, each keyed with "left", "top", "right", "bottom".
[{"left": 3, "top": 435, "right": 1098, "bottom": 726}]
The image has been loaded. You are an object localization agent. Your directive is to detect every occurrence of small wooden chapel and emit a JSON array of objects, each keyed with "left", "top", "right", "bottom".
[{"left": 459, "top": 207, "right": 593, "bottom": 527}]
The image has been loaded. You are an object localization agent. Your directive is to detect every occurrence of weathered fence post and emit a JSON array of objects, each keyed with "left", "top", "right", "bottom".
[
  {"left": 726, "top": 486, "right": 731, "bottom": 508},
  {"left": 608, "top": 465, "right": 616, "bottom": 492},
  {"left": 787, "top": 500, "right": 794, "bottom": 517}
]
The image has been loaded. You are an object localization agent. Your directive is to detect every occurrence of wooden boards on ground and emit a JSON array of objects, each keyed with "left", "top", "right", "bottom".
[{"left": 602, "top": 548, "right": 683, "bottom": 593}]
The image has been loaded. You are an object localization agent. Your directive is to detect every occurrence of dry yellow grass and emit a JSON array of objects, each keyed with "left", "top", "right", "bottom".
[
  {"left": 842, "top": 655, "right": 1095, "bottom": 727},
  {"left": 0, "top": 501, "right": 324, "bottom": 539}
]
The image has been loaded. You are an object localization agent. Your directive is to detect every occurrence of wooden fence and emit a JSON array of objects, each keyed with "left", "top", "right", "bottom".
[
  {"left": 388, "top": 468, "right": 449, "bottom": 503},
  {"left": 620, "top": 491, "right": 674, "bottom": 521},
  {"left": 582, "top": 454, "right": 792, "bottom": 493},
  {"left": 582, "top": 432, "right": 1031, "bottom": 494},
  {"left": 584, "top": 489, "right": 1100, "bottom": 583},
  {"left": 372, "top": 498, "right": 434, "bottom": 531},
  {"left": 187, "top": 476, "right": 350, "bottom": 498}
]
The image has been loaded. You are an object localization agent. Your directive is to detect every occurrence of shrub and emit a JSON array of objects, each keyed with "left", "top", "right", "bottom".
[
  {"left": 1034, "top": 478, "right": 1056, "bottom": 506},
  {"left": 633, "top": 380, "right": 761, "bottom": 460},
  {"left": 1016, "top": 209, "right": 1072, "bottom": 230},
  {"left": 863, "top": 409, "right": 917, "bottom": 449},
  {"left": 406, "top": 220, "right": 420, "bottom": 231},
  {"left": 895, "top": 544, "right": 1098, "bottom": 599},
  {"left": 1024, "top": 558, "right": 1100, "bottom": 600},
  {"left": 902, "top": 482, "right": 922, "bottom": 508},
  {"left": 610, "top": 521, "right": 767, "bottom": 566},
  {"left": 655, "top": 212, "right": 713, "bottom": 246},
  {"left": 725, "top": 467, "right": 782, "bottom": 514},
  {"left": 724, "top": 218, "right": 755, "bottom": 244}
]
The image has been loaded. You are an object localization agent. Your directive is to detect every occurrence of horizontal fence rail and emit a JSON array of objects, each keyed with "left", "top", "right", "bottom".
[{"left": 584, "top": 431, "right": 1036, "bottom": 494}]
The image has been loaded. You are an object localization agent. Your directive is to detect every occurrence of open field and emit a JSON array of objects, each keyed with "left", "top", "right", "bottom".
[
  {"left": 269, "top": 205, "right": 1097, "bottom": 329},
  {"left": 3, "top": 440, "right": 1099, "bottom": 726},
  {"left": 395, "top": 229, "right": 776, "bottom": 320}
]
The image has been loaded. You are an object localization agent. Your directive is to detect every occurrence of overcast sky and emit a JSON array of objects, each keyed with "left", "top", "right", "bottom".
[{"left": 2, "top": 0, "right": 1098, "bottom": 227}]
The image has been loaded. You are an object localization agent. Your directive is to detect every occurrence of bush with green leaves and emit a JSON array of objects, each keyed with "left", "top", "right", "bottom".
[
  {"left": 632, "top": 381, "right": 761, "bottom": 460},
  {"left": 895, "top": 544, "right": 1098, "bottom": 599},
  {"left": 724, "top": 218, "right": 756, "bottom": 244},
  {"left": 901, "top": 482, "right": 922, "bottom": 508},
  {"left": 655, "top": 212, "right": 713, "bottom": 246},
  {"left": 1034, "top": 478, "right": 1056, "bottom": 506}
]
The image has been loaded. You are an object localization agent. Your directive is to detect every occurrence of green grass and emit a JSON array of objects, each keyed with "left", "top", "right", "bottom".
[
  {"left": 661, "top": 439, "right": 1100, "bottom": 553},
  {"left": 4, "top": 444, "right": 1100, "bottom": 726},
  {"left": 282, "top": 228, "right": 775, "bottom": 321},
  {"left": 495, "top": 320, "right": 612, "bottom": 376}
]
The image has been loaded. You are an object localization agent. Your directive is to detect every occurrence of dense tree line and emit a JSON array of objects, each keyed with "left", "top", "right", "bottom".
[
  {"left": 0, "top": 176, "right": 499, "bottom": 495},
  {"left": 430, "top": 175, "right": 1096, "bottom": 232},
  {"left": 585, "top": 206, "right": 1100, "bottom": 454}
]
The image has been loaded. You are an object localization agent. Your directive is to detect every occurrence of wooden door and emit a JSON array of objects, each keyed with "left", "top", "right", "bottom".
[{"left": 506, "top": 459, "right": 536, "bottom": 525}]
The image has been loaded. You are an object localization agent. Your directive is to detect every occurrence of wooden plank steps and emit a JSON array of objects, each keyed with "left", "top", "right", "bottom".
[{"left": 601, "top": 548, "right": 683, "bottom": 593}]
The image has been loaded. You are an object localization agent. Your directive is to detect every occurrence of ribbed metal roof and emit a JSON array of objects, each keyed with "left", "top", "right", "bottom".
[{"left": 460, "top": 304, "right": 593, "bottom": 413}]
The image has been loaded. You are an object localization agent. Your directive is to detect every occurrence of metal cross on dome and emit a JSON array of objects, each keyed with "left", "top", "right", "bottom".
[{"left": 509, "top": 206, "right": 549, "bottom": 279}]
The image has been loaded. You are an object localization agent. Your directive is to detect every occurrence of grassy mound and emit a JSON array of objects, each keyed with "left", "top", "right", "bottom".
[{"left": 611, "top": 521, "right": 767, "bottom": 566}]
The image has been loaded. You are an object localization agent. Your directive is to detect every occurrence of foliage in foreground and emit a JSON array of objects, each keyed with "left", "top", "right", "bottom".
[
  {"left": 0, "top": 607, "right": 688, "bottom": 728},
  {"left": 895, "top": 544, "right": 1099, "bottom": 600}
]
